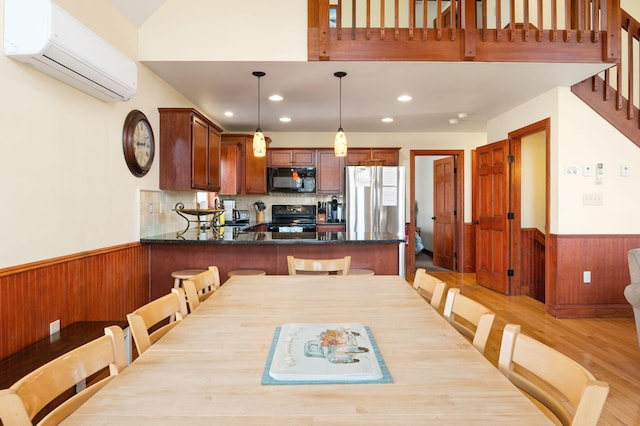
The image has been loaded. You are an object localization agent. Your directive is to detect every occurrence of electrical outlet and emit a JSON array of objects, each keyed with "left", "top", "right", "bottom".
[
  {"left": 50, "top": 319, "right": 60, "bottom": 335},
  {"left": 583, "top": 164, "right": 592, "bottom": 177},
  {"left": 583, "top": 271, "right": 591, "bottom": 283}
]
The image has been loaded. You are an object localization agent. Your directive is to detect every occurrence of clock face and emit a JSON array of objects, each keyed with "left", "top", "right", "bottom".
[
  {"left": 123, "top": 110, "right": 155, "bottom": 177},
  {"left": 133, "top": 120, "right": 152, "bottom": 168}
]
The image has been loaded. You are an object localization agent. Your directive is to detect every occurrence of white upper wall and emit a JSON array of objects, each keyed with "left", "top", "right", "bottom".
[
  {"left": 0, "top": 0, "right": 192, "bottom": 268},
  {"left": 487, "top": 87, "right": 640, "bottom": 235},
  {"left": 138, "top": 0, "right": 308, "bottom": 61}
]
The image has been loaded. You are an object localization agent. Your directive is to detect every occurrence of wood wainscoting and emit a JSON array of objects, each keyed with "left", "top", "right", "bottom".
[
  {"left": 547, "top": 234, "right": 640, "bottom": 318},
  {"left": 0, "top": 243, "right": 149, "bottom": 359},
  {"left": 520, "top": 228, "right": 545, "bottom": 303}
]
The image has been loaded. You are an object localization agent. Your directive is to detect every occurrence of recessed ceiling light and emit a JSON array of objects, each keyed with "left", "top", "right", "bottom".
[
  {"left": 269, "top": 95, "right": 283, "bottom": 101},
  {"left": 224, "top": 111, "right": 234, "bottom": 117},
  {"left": 449, "top": 118, "right": 459, "bottom": 124},
  {"left": 279, "top": 117, "right": 291, "bottom": 123},
  {"left": 397, "top": 95, "right": 412, "bottom": 102},
  {"left": 457, "top": 112, "right": 468, "bottom": 119},
  {"left": 381, "top": 117, "right": 394, "bottom": 123}
]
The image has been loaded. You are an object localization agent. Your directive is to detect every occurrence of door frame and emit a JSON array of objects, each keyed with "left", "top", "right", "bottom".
[
  {"left": 507, "top": 118, "right": 550, "bottom": 296},
  {"left": 408, "top": 150, "right": 465, "bottom": 274}
]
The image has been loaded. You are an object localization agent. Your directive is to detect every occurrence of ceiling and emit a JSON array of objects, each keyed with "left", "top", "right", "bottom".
[{"left": 110, "top": 1, "right": 610, "bottom": 134}]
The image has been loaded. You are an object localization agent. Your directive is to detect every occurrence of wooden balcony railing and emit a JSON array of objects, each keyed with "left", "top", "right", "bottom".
[
  {"left": 572, "top": 8, "right": 640, "bottom": 148},
  {"left": 308, "top": 0, "right": 620, "bottom": 63}
]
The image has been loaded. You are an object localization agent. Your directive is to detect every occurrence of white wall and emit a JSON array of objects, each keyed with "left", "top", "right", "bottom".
[
  {"left": 487, "top": 87, "right": 640, "bottom": 235},
  {"left": 521, "top": 131, "right": 546, "bottom": 231},
  {"left": 139, "top": 0, "right": 308, "bottom": 61},
  {"left": 0, "top": 0, "right": 194, "bottom": 268}
]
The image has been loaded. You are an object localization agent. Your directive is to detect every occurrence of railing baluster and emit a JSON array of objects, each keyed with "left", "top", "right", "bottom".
[
  {"left": 592, "top": 0, "right": 600, "bottom": 42},
  {"left": 537, "top": 0, "right": 543, "bottom": 41},
  {"left": 352, "top": 0, "right": 356, "bottom": 39},
  {"left": 616, "top": 61, "right": 623, "bottom": 111},
  {"left": 550, "top": 0, "right": 557, "bottom": 41},
  {"left": 408, "top": 0, "right": 414, "bottom": 39},
  {"left": 395, "top": 0, "right": 400, "bottom": 39},
  {"left": 366, "top": 0, "right": 371, "bottom": 40},
  {"left": 337, "top": 0, "right": 343, "bottom": 41},
  {"left": 380, "top": 0, "right": 385, "bottom": 39},
  {"left": 523, "top": 0, "right": 530, "bottom": 41},
  {"left": 564, "top": 0, "right": 571, "bottom": 41},
  {"left": 481, "top": 0, "right": 488, "bottom": 41},
  {"left": 509, "top": 0, "right": 516, "bottom": 41},
  {"left": 423, "top": 0, "right": 428, "bottom": 40},
  {"left": 603, "top": 68, "right": 610, "bottom": 101},
  {"left": 496, "top": 0, "right": 502, "bottom": 41},
  {"left": 436, "top": 0, "right": 442, "bottom": 41},
  {"left": 627, "top": 19, "right": 633, "bottom": 119}
]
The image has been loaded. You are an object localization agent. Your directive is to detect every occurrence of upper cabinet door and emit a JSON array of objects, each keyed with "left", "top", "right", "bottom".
[
  {"left": 316, "top": 149, "right": 344, "bottom": 194},
  {"left": 268, "top": 149, "right": 315, "bottom": 166}
]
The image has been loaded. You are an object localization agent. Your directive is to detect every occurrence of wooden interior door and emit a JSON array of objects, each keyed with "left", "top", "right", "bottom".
[
  {"left": 474, "top": 140, "right": 511, "bottom": 294},
  {"left": 433, "top": 156, "right": 456, "bottom": 270}
]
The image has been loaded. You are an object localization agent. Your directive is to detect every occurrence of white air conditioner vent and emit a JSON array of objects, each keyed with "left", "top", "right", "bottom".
[{"left": 4, "top": 0, "right": 137, "bottom": 102}]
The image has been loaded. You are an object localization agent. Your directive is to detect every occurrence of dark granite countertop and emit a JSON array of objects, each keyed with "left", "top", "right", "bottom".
[{"left": 141, "top": 229, "right": 404, "bottom": 245}]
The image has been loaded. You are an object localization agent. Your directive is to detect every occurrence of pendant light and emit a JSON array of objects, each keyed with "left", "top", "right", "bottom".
[
  {"left": 252, "top": 71, "right": 266, "bottom": 157},
  {"left": 334, "top": 71, "right": 347, "bottom": 157}
]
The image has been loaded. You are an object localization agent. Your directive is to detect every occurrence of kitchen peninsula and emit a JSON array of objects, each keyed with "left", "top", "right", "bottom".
[{"left": 142, "top": 229, "right": 404, "bottom": 300}]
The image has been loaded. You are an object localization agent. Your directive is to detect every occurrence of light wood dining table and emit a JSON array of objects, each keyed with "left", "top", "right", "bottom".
[{"left": 62, "top": 275, "right": 552, "bottom": 425}]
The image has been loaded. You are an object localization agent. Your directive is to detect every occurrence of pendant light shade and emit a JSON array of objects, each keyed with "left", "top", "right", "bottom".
[
  {"left": 252, "top": 71, "right": 266, "bottom": 157},
  {"left": 334, "top": 71, "right": 347, "bottom": 157}
]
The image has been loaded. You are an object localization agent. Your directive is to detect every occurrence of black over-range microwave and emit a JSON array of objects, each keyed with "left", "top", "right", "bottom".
[{"left": 267, "top": 167, "right": 316, "bottom": 193}]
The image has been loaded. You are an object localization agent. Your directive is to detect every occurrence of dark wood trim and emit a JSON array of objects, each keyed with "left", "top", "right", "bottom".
[{"left": 409, "top": 150, "right": 465, "bottom": 274}]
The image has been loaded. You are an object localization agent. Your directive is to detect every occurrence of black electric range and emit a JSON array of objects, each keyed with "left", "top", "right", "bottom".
[{"left": 266, "top": 204, "right": 317, "bottom": 232}]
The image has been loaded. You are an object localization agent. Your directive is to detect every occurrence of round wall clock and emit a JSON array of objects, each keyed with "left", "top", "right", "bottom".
[{"left": 122, "top": 109, "right": 155, "bottom": 177}]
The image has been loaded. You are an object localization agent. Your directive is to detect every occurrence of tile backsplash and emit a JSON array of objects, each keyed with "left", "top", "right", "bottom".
[{"left": 140, "top": 190, "right": 343, "bottom": 238}]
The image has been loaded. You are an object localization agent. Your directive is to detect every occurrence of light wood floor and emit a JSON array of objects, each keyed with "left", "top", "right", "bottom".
[{"left": 407, "top": 271, "right": 640, "bottom": 426}]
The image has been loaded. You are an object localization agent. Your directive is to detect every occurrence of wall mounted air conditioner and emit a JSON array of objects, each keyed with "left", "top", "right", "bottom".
[{"left": 4, "top": 0, "right": 137, "bottom": 102}]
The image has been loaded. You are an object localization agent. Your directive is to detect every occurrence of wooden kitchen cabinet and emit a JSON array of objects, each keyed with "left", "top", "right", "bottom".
[
  {"left": 345, "top": 148, "right": 400, "bottom": 166},
  {"left": 220, "top": 134, "right": 268, "bottom": 195},
  {"left": 220, "top": 138, "right": 242, "bottom": 195},
  {"left": 316, "top": 149, "right": 344, "bottom": 194},
  {"left": 268, "top": 149, "right": 315, "bottom": 167},
  {"left": 159, "top": 108, "right": 222, "bottom": 191}
]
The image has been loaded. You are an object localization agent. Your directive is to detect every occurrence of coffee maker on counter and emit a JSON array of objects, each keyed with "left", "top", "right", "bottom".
[{"left": 327, "top": 196, "right": 343, "bottom": 222}]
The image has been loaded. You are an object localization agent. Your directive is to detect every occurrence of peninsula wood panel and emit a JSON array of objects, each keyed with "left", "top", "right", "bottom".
[
  {"left": 147, "top": 242, "right": 401, "bottom": 300},
  {"left": 546, "top": 234, "right": 640, "bottom": 318},
  {"left": 0, "top": 243, "right": 149, "bottom": 359}
]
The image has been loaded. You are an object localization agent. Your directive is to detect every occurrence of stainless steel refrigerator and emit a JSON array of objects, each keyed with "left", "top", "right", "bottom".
[{"left": 345, "top": 166, "right": 406, "bottom": 277}]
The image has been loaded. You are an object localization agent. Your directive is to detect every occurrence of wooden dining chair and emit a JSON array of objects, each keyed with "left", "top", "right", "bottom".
[
  {"left": 443, "top": 288, "right": 495, "bottom": 354},
  {"left": 183, "top": 266, "right": 220, "bottom": 312},
  {"left": 498, "top": 324, "right": 609, "bottom": 426},
  {"left": 127, "top": 288, "right": 187, "bottom": 355},
  {"left": 287, "top": 255, "right": 351, "bottom": 275},
  {"left": 0, "top": 325, "right": 126, "bottom": 426},
  {"left": 412, "top": 268, "right": 447, "bottom": 310}
]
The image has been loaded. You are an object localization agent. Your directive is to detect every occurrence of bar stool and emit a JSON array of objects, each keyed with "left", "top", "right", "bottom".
[
  {"left": 227, "top": 269, "right": 266, "bottom": 278},
  {"left": 349, "top": 268, "right": 375, "bottom": 276},
  {"left": 172, "top": 269, "right": 206, "bottom": 289}
]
